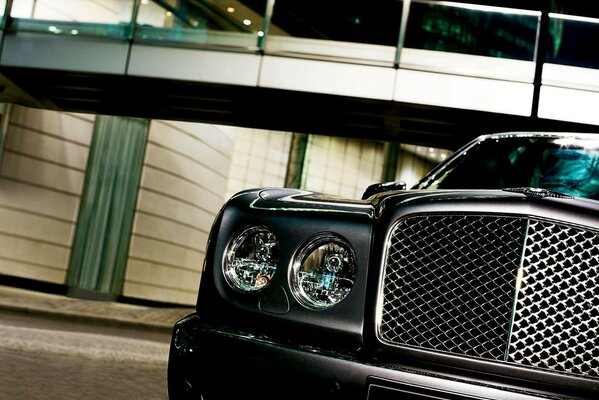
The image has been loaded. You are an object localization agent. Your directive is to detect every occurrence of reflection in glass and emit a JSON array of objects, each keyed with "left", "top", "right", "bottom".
[
  {"left": 290, "top": 235, "right": 357, "bottom": 310},
  {"left": 271, "top": 0, "right": 402, "bottom": 46},
  {"left": 415, "top": 135, "right": 599, "bottom": 200},
  {"left": 547, "top": 15, "right": 599, "bottom": 69},
  {"left": 0, "top": 0, "right": 7, "bottom": 29},
  {"left": 136, "top": 0, "right": 267, "bottom": 49},
  {"left": 267, "top": 0, "right": 402, "bottom": 64},
  {"left": 550, "top": 0, "right": 599, "bottom": 20},
  {"left": 9, "top": 0, "right": 134, "bottom": 38},
  {"left": 405, "top": 1, "right": 538, "bottom": 61},
  {"left": 10, "top": 0, "right": 133, "bottom": 24},
  {"left": 223, "top": 226, "right": 279, "bottom": 292}
]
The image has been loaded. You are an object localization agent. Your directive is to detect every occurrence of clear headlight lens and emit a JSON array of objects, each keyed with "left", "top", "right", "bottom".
[
  {"left": 223, "top": 226, "right": 279, "bottom": 292},
  {"left": 290, "top": 234, "right": 357, "bottom": 310}
]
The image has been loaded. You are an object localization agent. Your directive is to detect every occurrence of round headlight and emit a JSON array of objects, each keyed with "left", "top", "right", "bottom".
[
  {"left": 223, "top": 226, "right": 279, "bottom": 292},
  {"left": 290, "top": 234, "right": 357, "bottom": 310}
]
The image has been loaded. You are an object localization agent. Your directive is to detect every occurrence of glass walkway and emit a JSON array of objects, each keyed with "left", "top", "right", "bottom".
[{"left": 0, "top": 0, "right": 598, "bottom": 141}]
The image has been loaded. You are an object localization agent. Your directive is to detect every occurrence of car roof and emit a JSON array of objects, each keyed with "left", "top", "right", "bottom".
[{"left": 474, "top": 131, "right": 599, "bottom": 142}]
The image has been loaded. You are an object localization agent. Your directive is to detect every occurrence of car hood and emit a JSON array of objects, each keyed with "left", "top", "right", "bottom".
[{"left": 241, "top": 187, "right": 599, "bottom": 226}]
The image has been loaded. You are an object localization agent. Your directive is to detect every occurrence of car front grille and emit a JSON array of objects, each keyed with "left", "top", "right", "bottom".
[{"left": 378, "top": 214, "right": 599, "bottom": 379}]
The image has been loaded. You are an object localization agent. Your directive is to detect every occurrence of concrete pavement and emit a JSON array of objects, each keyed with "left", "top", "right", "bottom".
[{"left": 0, "top": 285, "right": 194, "bottom": 334}]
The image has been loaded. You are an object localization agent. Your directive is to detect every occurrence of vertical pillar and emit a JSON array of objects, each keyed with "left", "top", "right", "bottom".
[
  {"left": 531, "top": 0, "right": 552, "bottom": 118},
  {"left": 395, "top": 0, "right": 412, "bottom": 66},
  {"left": 285, "top": 133, "right": 309, "bottom": 188},
  {"left": 259, "top": 0, "right": 276, "bottom": 50},
  {"left": 1, "top": 0, "right": 14, "bottom": 30},
  {"left": 381, "top": 141, "right": 400, "bottom": 182},
  {"left": 0, "top": 103, "right": 12, "bottom": 168},
  {"left": 67, "top": 116, "right": 149, "bottom": 300}
]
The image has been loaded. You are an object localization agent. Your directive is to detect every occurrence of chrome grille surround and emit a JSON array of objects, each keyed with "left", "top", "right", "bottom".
[{"left": 377, "top": 213, "right": 599, "bottom": 379}]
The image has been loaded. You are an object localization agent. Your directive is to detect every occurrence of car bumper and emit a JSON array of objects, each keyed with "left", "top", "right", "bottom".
[{"left": 166, "top": 313, "right": 582, "bottom": 400}]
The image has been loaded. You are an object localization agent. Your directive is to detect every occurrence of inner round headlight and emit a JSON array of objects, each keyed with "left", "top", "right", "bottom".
[
  {"left": 290, "top": 234, "right": 357, "bottom": 310},
  {"left": 223, "top": 226, "right": 279, "bottom": 292}
]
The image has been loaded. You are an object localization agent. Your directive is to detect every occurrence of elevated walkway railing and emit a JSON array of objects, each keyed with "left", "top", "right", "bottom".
[{"left": 1, "top": 0, "right": 599, "bottom": 125}]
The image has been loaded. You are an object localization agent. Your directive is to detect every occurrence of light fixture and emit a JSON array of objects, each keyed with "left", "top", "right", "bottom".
[
  {"left": 290, "top": 234, "right": 357, "bottom": 310},
  {"left": 243, "top": 19, "right": 251, "bottom": 26},
  {"left": 227, "top": 7, "right": 235, "bottom": 13},
  {"left": 223, "top": 226, "right": 279, "bottom": 292}
]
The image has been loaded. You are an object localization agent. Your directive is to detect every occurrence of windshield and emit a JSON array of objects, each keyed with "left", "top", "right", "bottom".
[{"left": 414, "top": 135, "right": 599, "bottom": 200}]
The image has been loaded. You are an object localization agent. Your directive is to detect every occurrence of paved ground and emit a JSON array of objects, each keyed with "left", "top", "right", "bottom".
[
  {"left": 0, "top": 285, "right": 195, "bottom": 334},
  {"left": 0, "top": 285, "right": 196, "bottom": 400}
]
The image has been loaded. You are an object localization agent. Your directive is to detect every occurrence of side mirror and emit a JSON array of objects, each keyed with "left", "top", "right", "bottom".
[{"left": 361, "top": 181, "right": 407, "bottom": 200}]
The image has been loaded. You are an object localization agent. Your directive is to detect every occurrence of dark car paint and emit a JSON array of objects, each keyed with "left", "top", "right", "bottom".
[{"left": 170, "top": 187, "right": 599, "bottom": 399}]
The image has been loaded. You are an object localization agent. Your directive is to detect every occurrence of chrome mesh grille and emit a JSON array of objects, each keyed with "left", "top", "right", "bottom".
[
  {"left": 379, "top": 213, "right": 599, "bottom": 379},
  {"left": 508, "top": 220, "right": 599, "bottom": 378},
  {"left": 379, "top": 215, "right": 526, "bottom": 360}
]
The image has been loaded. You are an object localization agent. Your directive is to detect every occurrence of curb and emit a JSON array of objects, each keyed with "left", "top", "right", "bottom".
[
  {"left": 0, "top": 287, "right": 194, "bottom": 335},
  {"left": 0, "top": 302, "right": 181, "bottom": 334}
]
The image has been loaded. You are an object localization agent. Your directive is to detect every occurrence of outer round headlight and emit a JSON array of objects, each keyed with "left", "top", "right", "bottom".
[
  {"left": 290, "top": 234, "right": 357, "bottom": 310},
  {"left": 223, "top": 226, "right": 279, "bottom": 292}
]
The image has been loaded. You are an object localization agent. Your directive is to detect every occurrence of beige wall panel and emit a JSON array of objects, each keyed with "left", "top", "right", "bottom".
[
  {"left": 163, "top": 121, "right": 236, "bottom": 156},
  {"left": 226, "top": 129, "right": 292, "bottom": 199},
  {"left": 395, "top": 149, "right": 436, "bottom": 189},
  {"left": 66, "top": 112, "right": 95, "bottom": 123},
  {"left": 0, "top": 258, "right": 65, "bottom": 284},
  {"left": 0, "top": 107, "right": 91, "bottom": 285},
  {"left": 132, "top": 212, "right": 208, "bottom": 251},
  {"left": 0, "top": 232, "right": 70, "bottom": 270},
  {"left": 129, "top": 236, "right": 203, "bottom": 272},
  {"left": 123, "top": 281, "right": 198, "bottom": 305},
  {"left": 0, "top": 207, "right": 73, "bottom": 246},
  {"left": 0, "top": 178, "right": 79, "bottom": 222},
  {"left": 5, "top": 126, "right": 89, "bottom": 170},
  {"left": 140, "top": 167, "right": 224, "bottom": 215},
  {"left": 10, "top": 107, "right": 94, "bottom": 146},
  {"left": 302, "top": 136, "right": 383, "bottom": 199},
  {"left": 135, "top": 189, "right": 214, "bottom": 232},
  {"left": 226, "top": 177, "right": 245, "bottom": 197},
  {"left": 125, "top": 259, "right": 200, "bottom": 292},
  {"left": 126, "top": 119, "right": 234, "bottom": 305},
  {"left": 144, "top": 144, "right": 226, "bottom": 189},
  {"left": 149, "top": 121, "right": 231, "bottom": 169},
  {"left": 1, "top": 152, "right": 84, "bottom": 195}
]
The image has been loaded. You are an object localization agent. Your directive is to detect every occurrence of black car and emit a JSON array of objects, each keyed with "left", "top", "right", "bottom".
[{"left": 168, "top": 132, "right": 599, "bottom": 400}]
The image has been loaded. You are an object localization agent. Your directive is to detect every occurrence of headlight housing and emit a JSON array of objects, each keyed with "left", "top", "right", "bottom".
[
  {"left": 290, "top": 233, "right": 357, "bottom": 310},
  {"left": 223, "top": 226, "right": 279, "bottom": 292}
]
